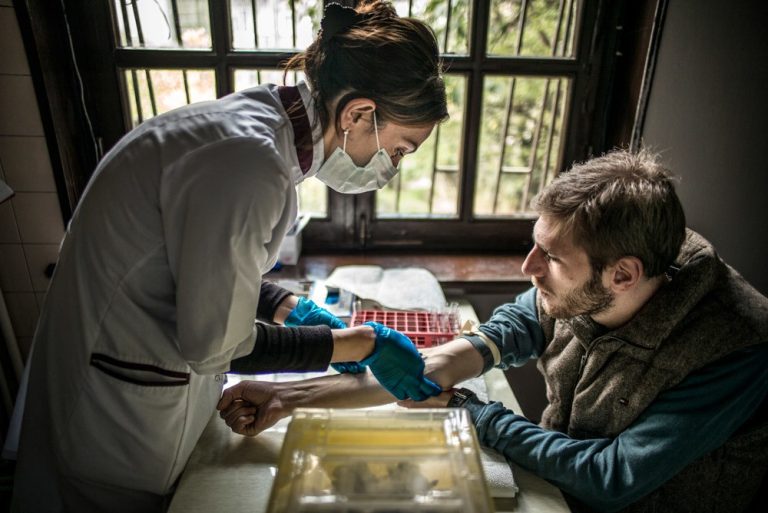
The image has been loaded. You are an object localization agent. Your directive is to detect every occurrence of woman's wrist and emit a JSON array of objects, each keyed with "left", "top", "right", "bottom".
[{"left": 273, "top": 294, "right": 299, "bottom": 324}]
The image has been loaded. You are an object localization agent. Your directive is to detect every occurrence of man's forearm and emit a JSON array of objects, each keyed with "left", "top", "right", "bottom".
[
  {"left": 275, "top": 337, "right": 485, "bottom": 412},
  {"left": 274, "top": 372, "right": 395, "bottom": 411},
  {"left": 219, "top": 338, "right": 487, "bottom": 435}
]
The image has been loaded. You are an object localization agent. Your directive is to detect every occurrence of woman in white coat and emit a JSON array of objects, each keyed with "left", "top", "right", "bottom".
[{"left": 12, "top": 2, "right": 448, "bottom": 511}]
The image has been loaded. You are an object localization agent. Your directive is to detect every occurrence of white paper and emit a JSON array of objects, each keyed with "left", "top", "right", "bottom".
[{"left": 325, "top": 265, "right": 447, "bottom": 311}]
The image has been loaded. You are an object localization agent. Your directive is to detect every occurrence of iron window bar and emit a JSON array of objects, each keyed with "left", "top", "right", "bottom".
[
  {"left": 492, "top": 0, "right": 529, "bottom": 213},
  {"left": 118, "top": 1, "right": 159, "bottom": 121},
  {"left": 169, "top": 0, "right": 192, "bottom": 104},
  {"left": 491, "top": 0, "right": 574, "bottom": 214},
  {"left": 520, "top": 0, "right": 570, "bottom": 209}
]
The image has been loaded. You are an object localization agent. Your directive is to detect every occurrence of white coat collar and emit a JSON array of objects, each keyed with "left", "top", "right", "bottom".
[{"left": 296, "top": 81, "right": 325, "bottom": 182}]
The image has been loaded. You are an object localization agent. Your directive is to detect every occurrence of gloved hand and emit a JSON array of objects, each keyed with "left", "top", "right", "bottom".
[
  {"left": 284, "top": 297, "right": 364, "bottom": 374},
  {"left": 359, "top": 322, "right": 442, "bottom": 401},
  {"left": 331, "top": 361, "right": 367, "bottom": 374},
  {"left": 284, "top": 297, "right": 346, "bottom": 329}
]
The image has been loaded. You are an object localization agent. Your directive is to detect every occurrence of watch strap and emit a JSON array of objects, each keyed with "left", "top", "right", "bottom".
[{"left": 462, "top": 329, "right": 500, "bottom": 374}]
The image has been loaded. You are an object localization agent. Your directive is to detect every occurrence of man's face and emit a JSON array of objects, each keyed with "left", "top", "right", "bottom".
[{"left": 521, "top": 215, "right": 614, "bottom": 319}]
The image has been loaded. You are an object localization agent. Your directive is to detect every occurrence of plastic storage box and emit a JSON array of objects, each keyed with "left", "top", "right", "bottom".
[
  {"left": 350, "top": 309, "right": 460, "bottom": 348},
  {"left": 267, "top": 408, "right": 494, "bottom": 513}
]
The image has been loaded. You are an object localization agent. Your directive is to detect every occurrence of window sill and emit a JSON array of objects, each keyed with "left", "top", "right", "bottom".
[{"left": 266, "top": 253, "right": 529, "bottom": 289}]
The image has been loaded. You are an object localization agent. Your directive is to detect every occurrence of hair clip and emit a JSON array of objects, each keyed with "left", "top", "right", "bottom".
[{"left": 320, "top": 2, "right": 366, "bottom": 43}]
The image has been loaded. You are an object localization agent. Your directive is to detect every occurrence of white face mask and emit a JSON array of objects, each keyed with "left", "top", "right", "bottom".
[{"left": 314, "top": 113, "right": 399, "bottom": 194}]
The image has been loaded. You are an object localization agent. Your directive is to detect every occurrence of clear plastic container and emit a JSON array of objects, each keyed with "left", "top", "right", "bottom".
[{"left": 267, "top": 408, "right": 494, "bottom": 513}]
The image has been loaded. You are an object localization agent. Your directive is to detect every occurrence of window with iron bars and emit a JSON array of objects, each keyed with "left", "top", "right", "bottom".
[{"left": 65, "top": 0, "right": 619, "bottom": 252}]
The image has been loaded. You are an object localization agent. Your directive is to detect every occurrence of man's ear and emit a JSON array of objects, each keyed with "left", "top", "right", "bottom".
[
  {"left": 338, "top": 98, "right": 376, "bottom": 131},
  {"left": 606, "top": 256, "right": 644, "bottom": 292}
]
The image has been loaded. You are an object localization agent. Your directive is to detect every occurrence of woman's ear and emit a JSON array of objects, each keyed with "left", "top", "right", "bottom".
[
  {"left": 339, "top": 98, "right": 376, "bottom": 131},
  {"left": 607, "top": 256, "right": 644, "bottom": 292}
]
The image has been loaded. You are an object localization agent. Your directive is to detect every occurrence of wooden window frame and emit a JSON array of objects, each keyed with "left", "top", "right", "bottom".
[{"left": 15, "top": 0, "right": 662, "bottom": 254}]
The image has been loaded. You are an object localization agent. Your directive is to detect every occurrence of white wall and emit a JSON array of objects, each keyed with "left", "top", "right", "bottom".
[
  {"left": 0, "top": 0, "right": 64, "bottom": 361},
  {"left": 642, "top": 0, "right": 768, "bottom": 294}
]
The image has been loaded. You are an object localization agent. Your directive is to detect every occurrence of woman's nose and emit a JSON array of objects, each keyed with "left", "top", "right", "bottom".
[{"left": 521, "top": 246, "right": 545, "bottom": 277}]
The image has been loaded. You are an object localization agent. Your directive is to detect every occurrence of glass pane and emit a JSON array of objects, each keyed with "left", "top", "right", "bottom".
[
  {"left": 229, "top": 0, "right": 322, "bottom": 51},
  {"left": 113, "top": 0, "right": 212, "bottom": 49},
  {"left": 122, "top": 69, "right": 216, "bottom": 127},
  {"left": 233, "top": 68, "right": 304, "bottom": 91},
  {"left": 392, "top": 0, "right": 471, "bottom": 55},
  {"left": 487, "top": 0, "right": 579, "bottom": 57},
  {"left": 474, "top": 75, "right": 570, "bottom": 216},
  {"left": 376, "top": 74, "right": 466, "bottom": 218},
  {"left": 233, "top": 68, "right": 326, "bottom": 218}
]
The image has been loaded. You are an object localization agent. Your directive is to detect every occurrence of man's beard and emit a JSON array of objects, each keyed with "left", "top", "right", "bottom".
[{"left": 543, "top": 271, "right": 615, "bottom": 319}]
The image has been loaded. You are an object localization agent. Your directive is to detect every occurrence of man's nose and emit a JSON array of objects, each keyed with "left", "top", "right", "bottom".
[{"left": 521, "top": 246, "right": 545, "bottom": 277}]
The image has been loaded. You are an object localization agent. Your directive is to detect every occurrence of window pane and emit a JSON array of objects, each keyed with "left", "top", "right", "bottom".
[
  {"left": 474, "top": 75, "right": 570, "bottom": 216},
  {"left": 233, "top": 68, "right": 327, "bottom": 218},
  {"left": 392, "top": 0, "right": 471, "bottom": 55},
  {"left": 122, "top": 69, "right": 216, "bottom": 127},
  {"left": 233, "top": 69, "right": 304, "bottom": 91},
  {"left": 113, "top": 0, "right": 212, "bottom": 49},
  {"left": 376, "top": 74, "right": 466, "bottom": 218},
  {"left": 487, "top": 0, "right": 579, "bottom": 57},
  {"left": 229, "top": 0, "right": 322, "bottom": 51}
]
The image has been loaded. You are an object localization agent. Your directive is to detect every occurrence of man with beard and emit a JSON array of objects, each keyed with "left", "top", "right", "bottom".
[{"left": 218, "top": 150, "right": 768, "bottom": 512}]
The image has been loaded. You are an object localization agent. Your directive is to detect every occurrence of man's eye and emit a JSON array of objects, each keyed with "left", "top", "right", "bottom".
[{"left": 544, "top": 253, "right": 554, "bottom": 262}]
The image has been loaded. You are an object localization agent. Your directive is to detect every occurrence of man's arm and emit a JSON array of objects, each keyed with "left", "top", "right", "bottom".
[
  {"left": 410, "top": 345, "right": 768, "bottom": 512},
  {"left": 477, "top": 287, "right": 547, "bottom": 370},
  {"left": 217, "top": 338, "right": 485, "bottom": 435}
]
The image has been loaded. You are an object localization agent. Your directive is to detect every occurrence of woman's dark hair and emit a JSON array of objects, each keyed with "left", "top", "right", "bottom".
[{"left": 283, "top": 1, "right": 448, "bottom": 133}]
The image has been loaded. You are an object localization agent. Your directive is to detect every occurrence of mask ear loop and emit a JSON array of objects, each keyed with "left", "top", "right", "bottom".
[{"left": 373, "top": 111, "right": 381, "bottom": 151}]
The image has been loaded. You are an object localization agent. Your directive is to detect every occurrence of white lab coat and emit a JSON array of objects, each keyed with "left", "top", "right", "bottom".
[{"left": 12, "top": 82, "right": 324, "bottom": 512}]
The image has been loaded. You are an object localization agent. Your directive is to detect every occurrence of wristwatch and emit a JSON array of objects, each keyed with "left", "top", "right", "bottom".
[{"left": 447, "top": 387, "right": 476, "bottom": 408}]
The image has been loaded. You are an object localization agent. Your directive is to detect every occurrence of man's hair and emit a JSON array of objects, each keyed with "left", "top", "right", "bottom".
[{"left": 533, "top": 149, "right": 686, "bottom": 277}]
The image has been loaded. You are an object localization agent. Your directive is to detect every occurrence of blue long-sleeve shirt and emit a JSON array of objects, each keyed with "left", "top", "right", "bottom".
[{"left": 467, "top": 288, "right": 768, "bottom": 512}]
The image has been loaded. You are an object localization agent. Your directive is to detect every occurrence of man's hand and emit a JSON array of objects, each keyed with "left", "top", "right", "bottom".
[
  {"left": 360, "top": 322, "right": 442, "bottom": 401},
  {"left": 216, "top": 381, "right": 288, "bottom": 436},
  {"left": 396, "top": 390, "right": 452, "bottom": 409}
]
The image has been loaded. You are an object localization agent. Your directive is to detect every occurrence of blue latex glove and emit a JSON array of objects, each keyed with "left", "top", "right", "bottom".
[
  {"left": 359, "top": 322, "right": 442, "bottom": 401},
  {"left": 284, "top": 297, "right": 346, "bottom": 329},
  {"left": 284, "top": 297, "right": 365, "bottom": 374},
  {"left": 331, "top": 361, "right": 366, "bottom": 374}
]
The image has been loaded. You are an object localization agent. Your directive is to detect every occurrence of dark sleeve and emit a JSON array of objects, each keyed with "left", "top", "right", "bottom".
[
  {"left": 470, "top": 345, "right": 768, "bottom": 512},
  {"left": 478, "top": 287, "right": 546, "bottom": 369},
  {"left": 256, "top": 281, "right": 294, "bottom": 323},
  {"left": 229, "top": 323, "right": 333, "bottom": 373}
]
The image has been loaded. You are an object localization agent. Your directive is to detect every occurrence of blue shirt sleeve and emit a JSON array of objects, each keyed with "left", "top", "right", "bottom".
[
  {"left": 465, "top": 345, "right": 768, "bottom": 512},
  {"left": 477, "top": 287, "right": 546, "bottom": 369}
]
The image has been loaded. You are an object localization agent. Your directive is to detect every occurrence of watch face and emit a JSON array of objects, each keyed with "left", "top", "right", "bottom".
[{"left": 448, "top": 388, "right": 473, "bottom": 408}]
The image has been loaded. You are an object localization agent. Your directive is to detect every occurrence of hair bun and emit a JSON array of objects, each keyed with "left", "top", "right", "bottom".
[{"left": 320, "top": 3, "right": 366, "bottom": 43}]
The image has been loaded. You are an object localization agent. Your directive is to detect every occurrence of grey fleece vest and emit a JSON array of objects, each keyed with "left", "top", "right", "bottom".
[{"left": 536, "top": 230, "right": 768, "bottom": 512}]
